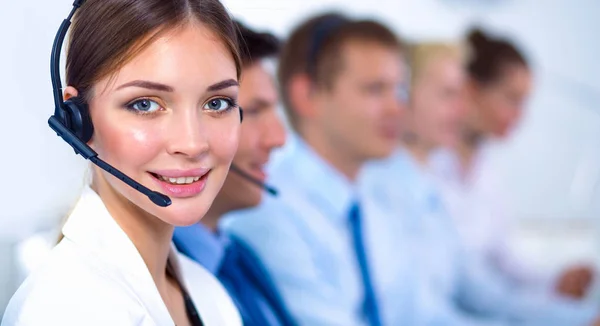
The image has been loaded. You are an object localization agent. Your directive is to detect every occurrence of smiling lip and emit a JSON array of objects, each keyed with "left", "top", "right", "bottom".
[{"left": 148, "top": 168, "right": 210, "bottom": 198}]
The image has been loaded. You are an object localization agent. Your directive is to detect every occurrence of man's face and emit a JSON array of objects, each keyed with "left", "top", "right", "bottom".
[
  {"left": 313, "top": 40, "right": 407, "bottom": 163},
  {"left": 217, "top": 62, "right": 285, "bottom": 210}
]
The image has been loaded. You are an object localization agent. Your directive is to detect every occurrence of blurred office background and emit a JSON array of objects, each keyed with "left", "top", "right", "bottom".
[{"left": 0, "top": 0, "right": 598, "bottom": 316}]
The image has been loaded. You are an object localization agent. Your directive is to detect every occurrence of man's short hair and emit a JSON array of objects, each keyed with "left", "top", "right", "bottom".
[
  {"left": 235, "top": 20, "right": 281, "bottom": 67},
  {"left": 277, "top": 12, "right": 404, "bottom": 130}
]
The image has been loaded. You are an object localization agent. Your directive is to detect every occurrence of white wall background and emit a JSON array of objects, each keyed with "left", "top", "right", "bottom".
[{"left": 0, "top": 0, "right": 599, "bottom": 315}]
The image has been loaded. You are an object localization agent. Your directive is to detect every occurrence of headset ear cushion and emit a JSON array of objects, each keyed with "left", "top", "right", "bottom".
[{"left": 64, "top": 96, "right": 94, "bottom": 143}]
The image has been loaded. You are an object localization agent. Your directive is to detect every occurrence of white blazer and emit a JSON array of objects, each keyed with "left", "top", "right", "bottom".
[{"left": 2, "top": 187, "right": 242, "bottom": 326}]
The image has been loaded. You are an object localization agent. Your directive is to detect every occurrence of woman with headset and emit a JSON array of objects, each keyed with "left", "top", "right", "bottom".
[{"left": 2, "top": 0, "right": 244, "bottom": 325}]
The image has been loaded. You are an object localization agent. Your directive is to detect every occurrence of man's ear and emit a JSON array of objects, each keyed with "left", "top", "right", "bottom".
[{"left": 287, "top": 74, "right": 317, "bottom": 120}]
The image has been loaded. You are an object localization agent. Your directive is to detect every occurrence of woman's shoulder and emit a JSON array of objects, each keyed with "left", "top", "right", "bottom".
[
  {"left": 2, "top": 241, "right": 151, "bottom": 326},
  {"left": 178, "top": 253, "right": 242, "bottom": 326}
]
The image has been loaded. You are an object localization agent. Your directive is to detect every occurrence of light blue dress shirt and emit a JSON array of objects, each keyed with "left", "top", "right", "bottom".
[
  {"left": 173, "top": 223, "right": 228, "bottom": 274},
  {"left": 221, "top": 134, "right": 417, "bottom": 326},
  {"left": 173, "top": 224, "right": 293, "bottom": 326},
  {"left": 361, "top": 148, "right": 599, "bottom": 326}
]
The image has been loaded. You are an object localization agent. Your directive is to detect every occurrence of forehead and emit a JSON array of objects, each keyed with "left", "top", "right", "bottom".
[
  {"left": 496, "top": 64, "right": 532, "bottom": 92},
  {"left": 240, "top": 62, "right": 275, "bottom": 91},
  {"left": 99, "top": 22, "right": 237, "bottom": 93},
  {"left": 422, "top": 57, "right": 465, "bottom": 82},
  {"left": 336, "top": 40, "right": 405, "bottom": 80},
  {"left": 239, "top": 63, "right": 277, "bottom": 98}
]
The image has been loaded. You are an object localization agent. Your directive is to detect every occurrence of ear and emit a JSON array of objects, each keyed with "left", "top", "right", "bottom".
[
  {"left": 63, "top": 86, "right": 95, "bottom": 146},
  {"left": 287, "top": 74, "right": 317, "bottom": 120},
  {"left": 63, "top": 86, "right": 79, "bottom": 101}
]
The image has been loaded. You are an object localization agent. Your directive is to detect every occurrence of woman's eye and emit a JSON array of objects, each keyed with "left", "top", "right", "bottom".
[
  {"left": 128, "top": 99, "right": 161, "bottom": 113},
  {"left": 204, "top": 98, "right": 233, "bottom": 112}
]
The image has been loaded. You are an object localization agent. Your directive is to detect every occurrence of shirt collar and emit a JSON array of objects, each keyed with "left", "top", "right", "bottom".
[
  {"left": 173, "top": 223, "right": 228, "bottom": 274},
  {"left": 278, "top": 134, "right": 358, "bottom": 222},
  {"left": 61, "top": 186, "right": 180, "bottom": 326}
]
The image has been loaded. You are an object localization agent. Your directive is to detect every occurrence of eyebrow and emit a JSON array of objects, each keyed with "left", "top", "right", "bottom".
[
  {"left": 117, "top": 80, "right": 174, "bottom": 92},
  {"left": 116, "top": 78, "right": 239, "bottom": 93},
  {"left": 246, "top": 98, "right": 275, "bottom": 110},
  {"left": 207, "top": 79, "right": 239, "bottom": 92}
]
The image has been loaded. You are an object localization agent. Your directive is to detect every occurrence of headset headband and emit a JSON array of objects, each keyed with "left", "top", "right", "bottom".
[{"left": 51, "top": 0, "right": 86, "bottom": 118}]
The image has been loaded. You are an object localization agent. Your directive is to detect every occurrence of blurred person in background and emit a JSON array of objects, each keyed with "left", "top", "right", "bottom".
[
  {"left": 173, "top": 21, "right": 295, "bottom": 326},
  {"left": 362, "top": 40, "right": 600, "bottom": 325},
  {"left": 2, "top": 0, "right": 245, "bottom": 325},
  {"left": 220, "top": 12, "right": 413, "bottom": 326},
  {"left": 430, "top": 27, "right": 595, "bottom": 301}
]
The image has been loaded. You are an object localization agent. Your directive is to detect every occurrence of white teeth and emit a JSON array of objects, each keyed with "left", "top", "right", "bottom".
[{"left": 156, "top": 174, "right": 202, "bottom": 185}]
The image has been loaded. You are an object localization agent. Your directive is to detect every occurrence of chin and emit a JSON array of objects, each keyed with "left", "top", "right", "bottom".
[
  {"left": 161, "top": 201, "right": 212, "bottom": 227},
  {"left": 441, "top": 137, "right": 459, "bottom": 149},
  {"left": 220, "top": 173, "right": 264, "bottom": 211},
  {"left": 494, "top": 127, "right": 510, "bottom": 139},
  {"left": 234, "top": 185, "right": 262, "bottom": 211},
  {"left": 369, "top": 142, "right": 396, "bottom": 159},
  {"left": 125, "top": 193, "right": 210, "bottom": 227}
]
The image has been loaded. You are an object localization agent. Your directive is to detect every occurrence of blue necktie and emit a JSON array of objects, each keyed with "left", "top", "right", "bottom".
[
  {"left": 349, "top": 202, "right": 382, "bottom": 326},
  {"left": 218, "top": 240, "right": 283, "bottom": 326},
  {"left": 218, "top": 241, "right": 268, "bottom": 326}
]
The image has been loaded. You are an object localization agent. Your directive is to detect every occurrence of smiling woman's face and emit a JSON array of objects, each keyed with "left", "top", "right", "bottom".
[{"left": 66, "top": 22, "right": 241, "bottom": 226}]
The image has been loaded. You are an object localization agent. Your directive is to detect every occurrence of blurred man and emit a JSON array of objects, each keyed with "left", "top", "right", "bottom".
[
  {"left": 222, "top": 13, "right": 412, "bottom": 325},
  {"left": 173, "top": 21, "right": 294, "bottom": 326}
]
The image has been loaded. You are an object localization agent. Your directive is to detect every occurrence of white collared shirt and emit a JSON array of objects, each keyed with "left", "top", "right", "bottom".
[{"left": 2, "top": 187, "right": 242, "bottom": 326}]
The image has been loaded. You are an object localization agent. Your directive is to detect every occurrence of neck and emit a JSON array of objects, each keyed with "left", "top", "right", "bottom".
[
  {"left": 91, "top": 172, "right": 172, "bottom": 288},
  {"left": 456, "top": 129, "right": 482, "bottom": 176},
  {"left": 299, "top": 126, "right": 362, "bottom": 182},
  {"left": 401, "top": 132, "right": 432, "bottom": 167}
]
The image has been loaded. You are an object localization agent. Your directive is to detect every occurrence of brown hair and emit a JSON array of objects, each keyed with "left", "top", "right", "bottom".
[
  {"left": 66, "top": 0, "right": 242, "bottom": 102},
  {"left": 234, "top": 20, "right": 280, "bottom": 67},
  {"left": 277, "top": 12, "right": 404, "bottom": 130},
  {"left": 466, "top": 28, "right": 528, "bottom": 85}
]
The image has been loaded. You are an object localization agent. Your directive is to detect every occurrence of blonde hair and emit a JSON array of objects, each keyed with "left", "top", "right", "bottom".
[{"left": 408, "top": 41, "right": 469, "bottom": 88}]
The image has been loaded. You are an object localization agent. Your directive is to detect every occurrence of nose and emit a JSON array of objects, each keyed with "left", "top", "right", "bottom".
[
  {"left": 260, "top": 111, "right": 287, "bottom": 151},
  {"left": 453, "top": 95, "right": 468, "bottom": 119},
  {"left": 386, "top": 89, "right": 405, "bottom": 118},
  {"left": 165, "top": 108, "right": 209, "bottom": 159}
]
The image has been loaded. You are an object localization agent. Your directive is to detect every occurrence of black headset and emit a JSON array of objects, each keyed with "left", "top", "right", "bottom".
[
  {"left": 49, "top": 0, "right": 174, "bottom": 207},
  {"left": 49, "top": 1, "right": 276, "bottom": 208}
]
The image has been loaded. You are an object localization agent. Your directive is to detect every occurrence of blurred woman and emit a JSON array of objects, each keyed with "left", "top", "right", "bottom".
[
  {"left": 365, "top": 42, "right": 468, "bottom": 214},
  {"left": 402, "top": 43, "right": 467, "bottom": 166},
  {"left": 431, "top": 28, "right": 593, "bottom": 300},
  {"left": 362, "top": 38, "right": 600, "bottom": 324}
]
